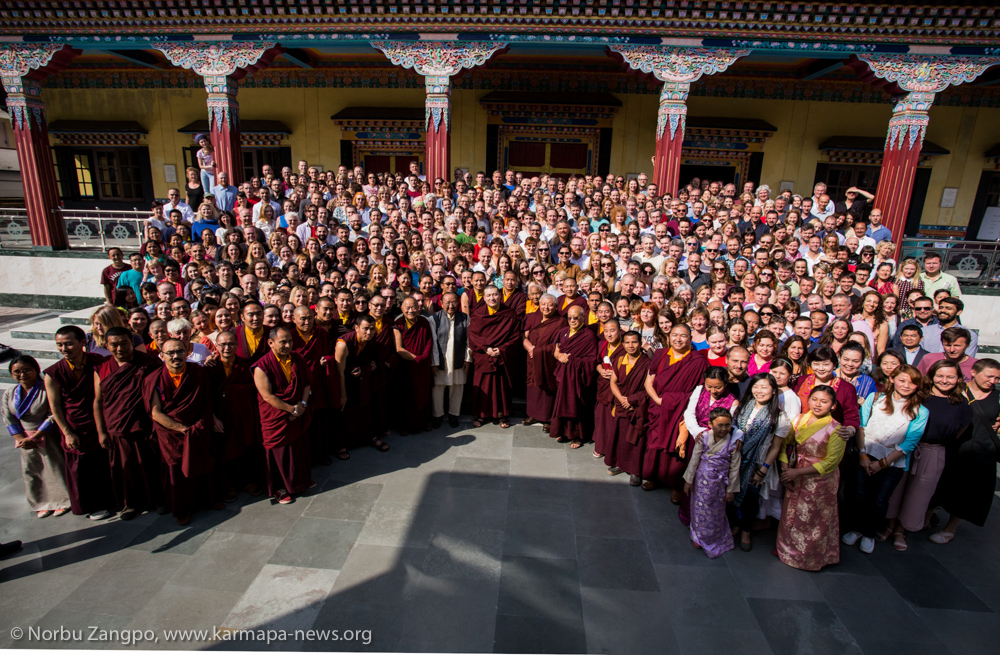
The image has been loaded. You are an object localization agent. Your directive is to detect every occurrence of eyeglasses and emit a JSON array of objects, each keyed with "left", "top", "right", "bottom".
[
  {"left": 705, "top": 248, "right": 719, "bottom": 253},
  {"left": 532, "top": 270, "right": 545, "bottom": 276},
  {"left": 761, "top": 312, "right": 774, "bottom": 317},
  {"left": 163, "top": 350, "right": 187, "bottom": 357},
  {"left": 915, "top": 305, "right": 933, "bottom": 311},
  {"left": 713, "top": 267, "right": 726, "bottom": 272}
]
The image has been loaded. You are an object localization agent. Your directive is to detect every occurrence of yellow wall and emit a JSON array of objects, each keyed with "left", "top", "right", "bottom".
[{"left": 42, "top": 86, "right": 1000, "bottom": 230}]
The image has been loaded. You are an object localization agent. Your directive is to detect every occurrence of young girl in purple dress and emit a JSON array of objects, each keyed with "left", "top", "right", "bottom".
[{"left": 683, "top": 407, "right": 743, "bottom": 558}]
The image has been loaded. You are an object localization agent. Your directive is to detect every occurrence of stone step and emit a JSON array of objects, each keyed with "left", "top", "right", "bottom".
[
  {"left": 58, "top": 306, "right": 100, "bottom": 326},
  {"left": 10, "top": 318, "right": 72, "bottom": 341},
  {"left": 0, "top": 335, "right": 60, "bottom": 360}
]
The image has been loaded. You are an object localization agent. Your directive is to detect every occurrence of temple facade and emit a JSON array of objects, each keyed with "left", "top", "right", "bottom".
[{"left": 2, "top": 1, "right": 1000, "bottom": 249}]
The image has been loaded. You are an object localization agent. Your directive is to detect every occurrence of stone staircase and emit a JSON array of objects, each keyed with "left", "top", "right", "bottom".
[{"left": 0, "top": 306, "right": 97, "bottom": 387}]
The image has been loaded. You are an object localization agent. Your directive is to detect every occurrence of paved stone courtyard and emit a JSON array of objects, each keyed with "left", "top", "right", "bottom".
[{"left": 0, "top": 418, "right": 998, "bottom": 654}]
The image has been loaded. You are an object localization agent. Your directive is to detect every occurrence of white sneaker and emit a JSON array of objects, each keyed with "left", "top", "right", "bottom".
[
  {"left": 860, "top": 537, "right": 875, "bottom": 554},
  {"left": 841, "top": 531, "right": 862, "bottom": 546},
  {"left": 87, "top": 509, "right": 113, "bottom": 521}
]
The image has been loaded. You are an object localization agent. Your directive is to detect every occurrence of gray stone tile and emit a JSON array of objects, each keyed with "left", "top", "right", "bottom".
[
  {"left": 582, "top": 587, "right": 680, "bottom": 655},
  {"left": 813, "top": 574, "right": 938, "bottom": 643},
  {"left": 577, "top": 536, "right": 659, "bottom": 592},
  {"left": 216, "top": 495, "right": 308, "bottom": 539},
  {"left": 674, "top": 626, "right": 772, "bottom": 655},
  {"left": 328, "top": 544, "right": 425, "bottom": 607},
  {"left": 269, "top": 517, "right": 363, "bottom": 570},
  {"left": 449, "top": 456, "right": 510, "bottom": 491},
  {"left": 126, "top": 511, "right": 226, "bottom": 556},
  {"left": 450, "top": 432, "right": 513, "bottom": 460},
  {"left": 303, "top": 480, "right": 383, "bottom": 522},
  {"left": 725, "top": 535, "right": 825, "bottom": 601},
  {"left": 969, "top": 585, "right": 1000, "bottom": 613},
  {"left": 850, "top": 637, "right": 947, "bottom": 655},
  {"left": 914, "top": 607, "right": 1000, "bottom": 655},
  {"left": 307, "top": 599, "right": 401, "bottom": 652},
  {"left": 571, "top": 490, "right": 643, "bottom": 539},
  {"left": 507, "top": 476, "right": 575, "bottom": 513},
  {"left": 510, "top": 447, "right": 569, "bottom": 479},
  {"left": 0, "top": 479, "right": 31, "bottom": 519},
  {"left": 748, "top": 598, "right": 862, "bottom": 655},
  {"left": 503, "top": 509, "right": 577, "bottom": 560},
  {"left": 397, "top": 575, "right": 499, "bottom": 653},
  {"left": 866, "top": 545, "right": 991, "bottom": 612},
  {"left": 54, "top": 548, "right": 189, "bottom": 617},
  {"left": 493, "top": 613, "right": 587, "bottom": 654},
  {"left": 224, "top": 564, "right": 339, "bottom": 637},
  {"left": 0, "top": 570, "right": 88, "bottom": 642},
  {"left": 356, "top": 499, "right": 440, "bottom": 548},
  {"left": 170, "top": 531, "right": 282, "bottom": 593},
  {"left": 374, "top": 470, "right": 450, "bottom": 506},
  {"left": 641, "top": 517, "right": 729, "bottom": 568},
  {"left": 422, "top": 524, "right": 503, "bottom": 581},
  {"left": 434, "top": 486, "right": 508, "bottom": 530},
  {"left": 23, "top": 609, "right": 132, "bottom": 650},
  {"left": 512, "top": 426, "right": 566, "bottom": 449},
  {"left": 654, "top": 565, "right": 759, "bottom": 631},
  {"left": 127, "top": 583, "right": 243, "bottom": 649},
  {"left": 498, "top": 555, "right": 582, "bottom": 622}
]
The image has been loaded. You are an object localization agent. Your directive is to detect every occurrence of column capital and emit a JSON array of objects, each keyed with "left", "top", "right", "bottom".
[
  {"left": 153, "top": 41, "right": 279, "bottom": 82},
  {"left": 855, "top": 54, "right": 1000, "bottom": 95},
  {"left": 370, "top": 40, "right": 507, "bottom": 77},
  {"left": 0, "top": 44, "right": 65, "bottom": 93},
  {"left": 609, "top": 46, "right": 750, "bottom": 84}
]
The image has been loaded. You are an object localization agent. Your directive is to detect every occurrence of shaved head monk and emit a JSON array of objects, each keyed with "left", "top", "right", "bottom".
[
  {"left": 393, "top": 297, "right": 434, "bottom": 435},
  {"left": 145, "top": 338, "right": 222, "bottom": 525},
  {"left": 236, "top": 300, "right": 268, "bottom": 362},
  {"left": 468, "top": 285, "right": 521, "bottom": 429},
  {"left": 549, "top": 305, "right": 599, "bottom": 447},
  {"left": 94, "top": 326, "right": 165, "bottom": 520},
  {"left": 335, "top": 314, "right": 389, "bottom": 453},
  {"left": 44, "top": 325, "right": 115, "bottom": 519},
  {"left": 461, "top": 271, "right": 489, "bottom": 316},
  {"left": 523, "top": 293, "right": 567, "bottom": 431},
  {"left": 604, "top": 330, "right": 652, "bottom": 486},
  {"left": 253, "top": 326, "right": 314, "bottom": 505},
  {"left": 291, "top": 305, "right": 333, "bottom": 466}
]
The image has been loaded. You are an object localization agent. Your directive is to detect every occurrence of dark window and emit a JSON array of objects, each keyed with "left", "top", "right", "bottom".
[
  {"left": 821, "top": 165, "right": 879, "bottom": 202},
  {"left": 53, "top": 146, "right": 152, "bottom": 208}
]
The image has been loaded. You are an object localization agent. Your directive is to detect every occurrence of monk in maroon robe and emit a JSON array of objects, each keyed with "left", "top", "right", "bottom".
[
  {"left": 550, "top": 306, "right": 599, "bottom": 446},
  {"left": 94, "top": 327, "right": 164, "bottom": 519},
  {"left": 331, "top": 288, "right": 358, "bottom": 341},
  {"left": 44, "top": 326, "right": 115, "bottom": 518},
  {"left": 605, "top": 331, "right": 651, "bottom": 485},
  {"left": 235, "top": 301, "right": 268, "bottom": 362},
  {"left": 291, "top": 306, "right": 333, "bottom": 466},
  {"left": 253, "top": 326, "right": 314, "bottom": 504},
  {"left": 145, "top": 339, "right": 219, "bottom": 524},
  {"left": 367, "top": 296, "right": 396, "bottom": 440},
  {"left": 500, "top": 271, "right": 528, "bottom": 395},
  {"left": 461, "top": 271, "right": 488, "bottom": 317},
  {"left": 335, "top": 315, "right": 390, "bottom": 452},
  {"left": 501, "top": 274, "right": 527, "bottom": 319},
  {"left": 469, "top": 286, "right": 521, "bottom": 428},
  {"left": 393, "top": 298, "right": 434, "bottom": 434},
  {"left": 555, "top": 277, "right": 588, "bottom": 317},
  {"left": 593, "top": 320, "right": 623, "bottom": 458},
  {"left": 206, "top": 330, "right": 264, "bottom": 499},
  {"left": 642, "top": 324, "right": 710, "bottom": 493},
  {"left": 523, "top": 295, "right": 567, "bottom": 430}
]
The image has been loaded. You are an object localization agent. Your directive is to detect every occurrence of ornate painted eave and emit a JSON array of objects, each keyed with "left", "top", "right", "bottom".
[{"left": 2, "top": 2, "right": 1000, "bottom": 47}]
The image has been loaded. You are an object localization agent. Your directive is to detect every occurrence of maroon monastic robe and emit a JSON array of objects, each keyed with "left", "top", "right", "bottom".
[
  {"left": 524, "top": 312, "right": 567, "bottom": 423},
  {"left": 642, "top": 349, "right": 710, "bottom": 486},
  {"left": 98, "top": 352, "right": 163, "bottom": 511},
  {"left": 549, "top": 326, "right": 599, "bottom": 442},
  {"left": 45, "top": 354, "right": 114, "bottom": 515},
  {"left": 205, "top": 356, "right": 261, "bottom": 461},
  {"left": 464, "top": 289, "right": 487, "bottom": 316},
  {"left": 254, "top": 350, "right": 313, "bottom": 496},
  {"left": 593, "top": 340, "right": 623, "bottom": 456},
  {"left": 339, "top": 330, "right": 379, "bottom": 447},
  {"left": 370, "top": 317, "right": 396, "bottom": 435},
  {"left": 603, "top": 353, "right": 651, "bottom": 477},
  {"left": 235, "top": 325, "right": 268, "bottom": 362},
  {"left": 555, "top": 294, "right": 588, "bottom": 317},
  {"left": 502, "top": 289, "right": 527, "bottom": 318},
  {"left": 143, "top": 363, "right": 216, "bottom": 518},
  {"left": 394, "top": 315, "right": 434, "bottom": 432},
  {"left": 469, "top": 306, "right": 521, "bottom": 419}
]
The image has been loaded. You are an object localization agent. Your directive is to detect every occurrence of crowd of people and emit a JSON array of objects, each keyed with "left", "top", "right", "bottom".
[{"left": 3, "top": 157, "right": 998, "bottom": 571}]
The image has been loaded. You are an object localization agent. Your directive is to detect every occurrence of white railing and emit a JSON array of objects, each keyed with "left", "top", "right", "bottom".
[
  {"left": 0, "top": 207, "right": 150, "bottom": 252},
  {"left": 0, "top": 207, "right": 32, "bottom": 249}
]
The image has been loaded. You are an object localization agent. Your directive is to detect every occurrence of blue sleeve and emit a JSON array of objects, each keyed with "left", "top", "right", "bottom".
[
  {"left": 860, "top": 393, "right": 874, "bottom": 427},
  {"left": 896, "top": 406, "right": 929, "bottom": 457}
]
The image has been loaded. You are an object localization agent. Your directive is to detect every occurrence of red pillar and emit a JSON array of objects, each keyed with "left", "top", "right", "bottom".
[
  {"left": 424, "top": 74, "right": 451, "bottom": 184},
  {"left": 6, "top": 78, "right": 67, "bottom": 250},
  {"left": 652, "top": 81, "right": 689, "bottom": 197},
  {"left": 205, "top": 74, "right": 244, "bottom": 186},
  {"left": 873, "top": 92, "right": 931, "bottom": 255}
]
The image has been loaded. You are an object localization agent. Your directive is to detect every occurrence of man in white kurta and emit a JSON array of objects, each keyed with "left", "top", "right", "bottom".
[{"left": 430, "top": 293, "right": 470, "bottom": 428}]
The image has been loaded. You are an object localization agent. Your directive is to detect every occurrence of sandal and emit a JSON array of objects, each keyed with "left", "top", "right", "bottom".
[
  {"left": 876, "top": 527, "right": 892, "bottom": 542},
  {"left": 892, "top": 533, "right": 907, "bottom": 552},
  {"left": 53, "top": 508, "right": 70, "bottom": 517},
  {"left": 499, "top": 419, "right": 511, "bottom": 429},
  {"left": 472, "top": 418, "right": 485, "bottom": 428},
  {"left": 372, "top": 438, "right": 390, "bottom": 452},
  {"left": 929, "top": 531, "right": 955, "bottom": 544},
  {"left": 522, "top": 418, "right": 538, "bottom": 426},
  {"left": 739, "top": 535, "right": 752, "bottom": 552},
  {"left": 335, "top": 448, "right": 351, "bottom": 461},
  {"left": 37, "top": 510, "right": 53, "bottom": 519},
  {"left": 569, "top": 440, "right": 582, "bottom": 449},
  {"left": 593, "top": 450, "right": 603, "bottom": 458}
]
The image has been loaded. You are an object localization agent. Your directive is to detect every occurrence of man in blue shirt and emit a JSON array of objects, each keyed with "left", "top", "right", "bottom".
[
  {"left": 211, "top": 171, "right": 239, "bottom": 213},
  {"left": 866, "top": 207, "right": 892, "bottom": 244},
  {"left": 116, "top": 253, "right": 145, "bottom": 303}
]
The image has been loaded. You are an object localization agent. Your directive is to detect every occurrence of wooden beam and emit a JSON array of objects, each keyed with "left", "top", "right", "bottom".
[{"left": 801, "top": 58, "right": 846, "bottom": 81}]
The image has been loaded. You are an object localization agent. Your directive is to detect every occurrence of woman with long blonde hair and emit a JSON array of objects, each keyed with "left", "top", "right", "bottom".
[{"left": 87, "top": 305, "right": 145, "bottom": 356}]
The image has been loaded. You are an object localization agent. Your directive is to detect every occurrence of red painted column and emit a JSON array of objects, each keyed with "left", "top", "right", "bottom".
[
  {"left": 873, "top": 92, "right": 930, "bottom": 253},
  {"left": 205, "top": 74, "right": 244, "bottom": 186},
  {"left": 652, "top": 81, "right": 689, "bottom": 196},
  {"left": 6, "top": 78, "right": 67, "bottom": 250},
  {"left": 424, "top": 74, "right": 451, "bottom": 184}
]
